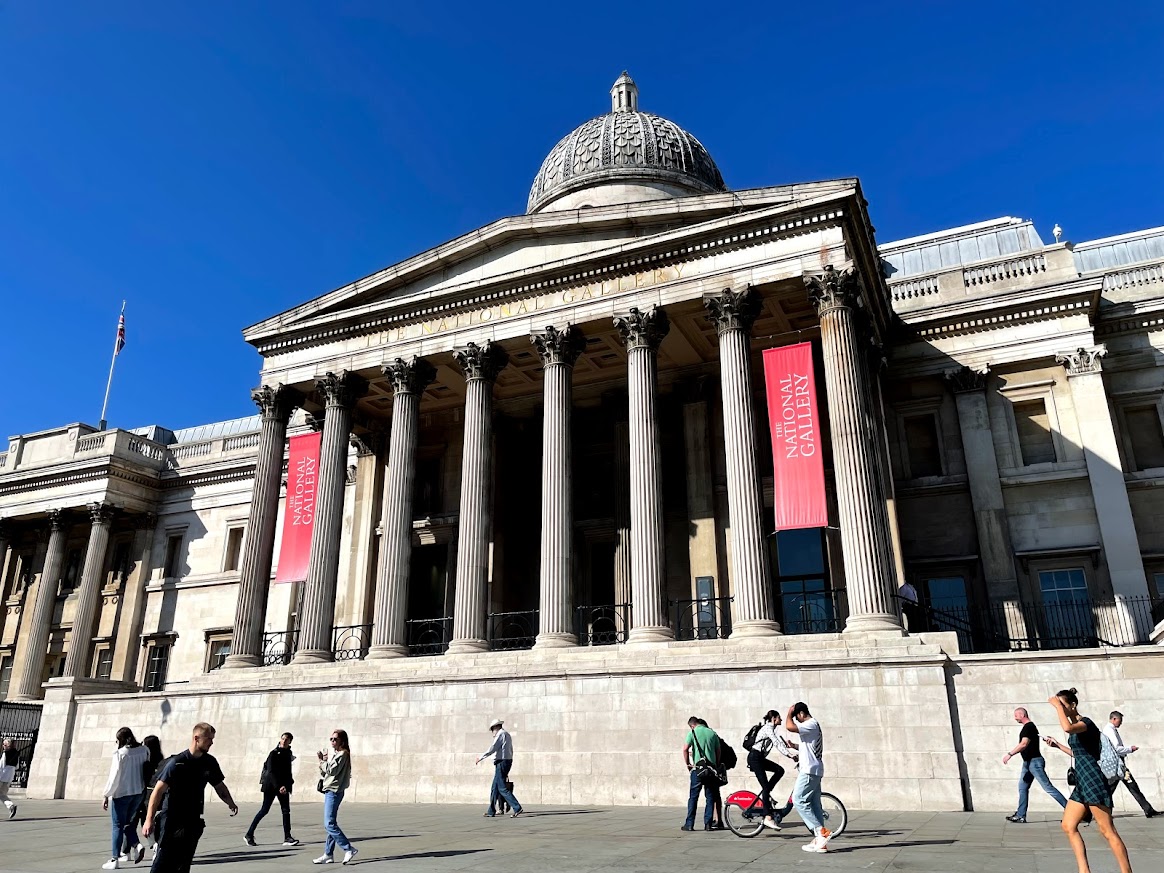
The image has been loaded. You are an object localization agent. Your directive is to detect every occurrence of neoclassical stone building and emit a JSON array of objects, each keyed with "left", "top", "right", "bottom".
[{"left": 3, "top": 74, "right": 1163, "bottom": 811}]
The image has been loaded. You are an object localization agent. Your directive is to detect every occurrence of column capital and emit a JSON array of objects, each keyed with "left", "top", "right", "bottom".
[
  {"left": 531, "top": 324, "right": 586, "bottom": 367},
  {"left": 945, "top": 364, "right": 991, "bottom": 394},
  {"left": 453, "top": 341, "right": 509, "bottom": 383},
  {"left": 614, "top": 305, "right": 670, "bottom": 351},
  {"left": 382, "top": 356, "right": 437, "bottom": 396},
  {"left": 1056, "top": 345, "right": 1107, "bottom": 377},
  {"left": 251, "top": 384, "right": 301, "bottom": 423},
  {"left": 349, "top": 430, "right": 384, "bottom": 458},
  {"left": 805, "top": 265, "right": 862, "bottom": 316},
  {"left": 46, "top": 508, "right": 67, "bottom": 532},
  {"left": 704, "top": 287, "right": 761, "bottom": 336},
  {"left": 87, "top": 503, "right": 115, "bottom": 526},
  {"left": 315, "top": 371, "right": 368, "bottom": 409}
]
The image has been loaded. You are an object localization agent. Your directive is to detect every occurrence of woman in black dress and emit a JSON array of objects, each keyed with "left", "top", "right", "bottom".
[{"left": 1043, "top": 688, "right": 1133, "bottom": 873}]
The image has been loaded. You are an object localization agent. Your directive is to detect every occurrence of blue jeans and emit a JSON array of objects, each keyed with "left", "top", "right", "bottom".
[
  {"left": 684, "top": 769, "right": 719, "bottom": 828},
  {"left": 1016, "top": 756, "right": 1067, "bottom": 818},
  {"left": 111, "top": 794, "right": 141, "bottom": 858},
  {"left": 793, "top": 772, "right": 825, "bottom": 834},
  {"left": 323, "top": 790, "right": 353, "bottom": 857},
  {"left": 487, "top": 760, "right": 521, "bottom": 814}
]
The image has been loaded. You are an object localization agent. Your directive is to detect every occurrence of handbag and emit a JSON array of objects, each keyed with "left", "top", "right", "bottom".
[
  {"left": 316, "top": 778, "right": 325, "bottom": 794},
  {"left": 1066, "top": 766, "right": 1076, "bottom": 786},
  {"left": 0, "top": 764, "right": 15, "bottom": 784},
  {"left": 691, "top": 732, "right": 728, "bottom": 788}
]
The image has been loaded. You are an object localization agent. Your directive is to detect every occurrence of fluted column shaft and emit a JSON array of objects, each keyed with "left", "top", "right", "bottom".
[
  {"left": 616, "top": 307, "right": 674, "bottom": 643},
  {"left": 224, "top": 385, "right": 299, "bottom": 668},
  {"left": 369, "top": 358, "right": 435, "bottom": 658},
  {"left": 62, "top": 504, "right": 115, "bottom": 678},
  {"left": 449, "top": 342, "right": 508, "bottom": 654},
  {"left": 706, "top": 290, "right": 780, "bottom": 636},
  {"left": 11, "top": 512, "right": 68, "bottom": 700},
  {"left": 294, "top": 372, "right": 365, "bottom": 663},
  {"left": 807, "top": 267, "right": 901, "bottom": 633},
  {"left": 533, "top": 326, "right": 584, "bottom": 647}
]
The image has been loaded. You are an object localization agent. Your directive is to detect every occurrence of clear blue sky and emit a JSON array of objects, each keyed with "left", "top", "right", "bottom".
[{"left": 2, "top": 1, "right": 1162, "bottom": 437}]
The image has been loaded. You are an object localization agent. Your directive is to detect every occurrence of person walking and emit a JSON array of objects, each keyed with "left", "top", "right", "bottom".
[
  {"left": 143, "top": 722, "right": 238, "bottom": 873},
  {"left": 475, "top": 718, "right": 523, "bottom": 818},
  {"left": 681, "top": 715, "right": 722, "bottom": 832},
  {"left": 785, "top": 702, "right": 830, "bottom": 854},
  {"left": 1044, "top": 688, "right": 1134, "bottom": 873},
  {"left": 245, "top": 732, "right": 299, "bottom": 847},
  {"left": 0, "top": 737, "right": 18, "bottom": 820},
  {"left": 101, "top": 727, "right": 150, "bottom": 869},
  {"left": 1103, "top": 711, "right": 1160, "bottom": 818},
  {"left": 1004, "top": 707, "right": 1067, "bottom": 823},
  {"left": 135, "top": 736, "right": 165, "bottom": 860},
  {"left": 744, "top": 710, "right": 786, "bottom": 831},
  {"left": 313, "top": 729, "right": 357, "bottom": 866}
]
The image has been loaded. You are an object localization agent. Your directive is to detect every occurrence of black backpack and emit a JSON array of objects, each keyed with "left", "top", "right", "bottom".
[
  {"left": 720, "top": 740, "right": 737, "bottom": 770},
  {"left": 742, "top": 722, "right": 762, "bottom": 751}
]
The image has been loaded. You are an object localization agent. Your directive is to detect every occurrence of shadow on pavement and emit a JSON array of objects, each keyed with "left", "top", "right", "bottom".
[
  {"left": 352, "top": 848, "right": 492, "bottom": 864},
  {"left": 197, "top": 849, "right": 297, "bottom": 864},
  {"left": 520, "top": 809, "right": 607, "bottom": 817},
  {"left": 827, "top": 839, "right": 958, "bottom": 853}
]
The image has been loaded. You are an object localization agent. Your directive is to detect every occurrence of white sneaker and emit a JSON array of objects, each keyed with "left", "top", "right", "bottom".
[
  {"left": 342, "top": 847, "right": 358, "bottom": 865},
  {"left": 762, "top": 816, "right": 781, "bottom": 830},
  {"left": 133, "top": 845, "right": 145, "bottom": 864},
  {"left": 801, "top": 837, "right": 825, "bottom": 853},
  {"left": 102, "top": 861, "right": 120, "bottom": 870},
  {"left": 312, "top": 855, "right": 334, "bottom": 865}
]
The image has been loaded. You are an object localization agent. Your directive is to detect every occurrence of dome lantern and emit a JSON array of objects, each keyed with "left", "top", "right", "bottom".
[{"left": 610, "top": 71, "right": 639, "bottom": 113}]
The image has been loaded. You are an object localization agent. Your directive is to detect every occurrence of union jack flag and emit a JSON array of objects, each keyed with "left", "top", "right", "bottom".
[{"left": 115, "top": 313, "right": 126, "bottom": 356}]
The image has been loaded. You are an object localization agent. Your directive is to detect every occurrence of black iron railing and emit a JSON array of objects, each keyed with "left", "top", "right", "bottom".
[
  {"left": 261, "top": 630, "right": 297, "bottom": 666},
  {"left": 672, "top": 596, "right": 733, "bottom": 640},
  {"left": 406, "top": 617, "right": 452, "bottom": 656},
  {"left": 0, "top": 702, "right": 41, "bottom": 788},
  {"left": 575, "top": 603, "right": 631, "bottom": 645},
  {"left": 779, "top": 588, "right": 848, "bottom": 635},
  {"left": 487, "top": 609, "right": 539, "bottom": 651},
  {"left": 332, "top": 624, "right": 372, "bottom": 661}
]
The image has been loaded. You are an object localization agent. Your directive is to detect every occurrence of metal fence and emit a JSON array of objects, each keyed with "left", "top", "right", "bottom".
[
  {"left": 0, "top": 702, "right": 41, "bottom": 789},
  {"left": 672, "top": 596, "right": 733, "bottom": 640},
  {"left": 332, "top": 625, "right": 372, "bottom": 661},
  {"left": 575, "top": 603, "right": 631, "bottom": 645},
  {"left": 261, "top": 630, "right": 297, "bottom": 666},
  {"left": 778, "top": 588, "right": 848, "bottom": 635},
  {"left": 405, "top": 617, "right": 452, "bottom": 656},
  {"left": 487, "top": 609, "right": 539, "bottom": 651}
]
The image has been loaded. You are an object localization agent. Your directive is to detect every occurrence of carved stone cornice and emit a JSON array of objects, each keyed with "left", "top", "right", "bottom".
[
  {"left": 251, "top": 384, "right": 301, "bottom": 423},
  {"left": 945, "top": 364, "right": 991, "bottom": 394},
  {"left": 87, "top": 503, "right": 115, "bottom": 526},
  {"left": 703, "top": 287, "right": 761, "bottom": 336},
  {"left": 614, "top": 306, "right": 670, "bottom": 352},
  {"left": 349, "top": 431, "right": 385, "bottom": 458},
  {"left": 1056, "top": 346, "right": 1107, "bottom": 377},
  {"left": 453, "top": 341, "right": 509, "bottom": 383},
  {"left": 805, "top": 265, "right": 862, "bottom": 317},
  {"left": 531, "top": 324, "right": 586, "bottom": 367},
  {"left": 382, "top": 356, "right": 437, "bottom": 396},
  {"left": 315, "top": 371, "right": 368, "bottom": 410}
]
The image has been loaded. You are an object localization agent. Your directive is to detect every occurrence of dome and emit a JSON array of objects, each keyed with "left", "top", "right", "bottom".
[{"left": 527, "top": 73, "right": 727, "bottom": 214}]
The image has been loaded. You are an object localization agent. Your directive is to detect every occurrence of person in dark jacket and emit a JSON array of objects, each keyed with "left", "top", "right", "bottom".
[{"left": 244, "top": 732, "right": 298, "bottom": 847}]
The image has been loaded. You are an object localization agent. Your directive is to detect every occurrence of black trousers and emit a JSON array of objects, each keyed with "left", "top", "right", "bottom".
[
  {"left": 247, "top": 789, "right": 292, "bottom": 839},
  {"left": 150, "top": 815, "right": 204, "bottom": 873},
  {"left": 1118, "top": 768, "right": 1158, "bottom": 816},
  {"left": 747, "top": 751, "right": 784, "bottom": 818}
]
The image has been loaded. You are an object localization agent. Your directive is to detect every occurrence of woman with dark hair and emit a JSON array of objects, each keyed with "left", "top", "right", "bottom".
[
  {"left": 101, "top": 727, "right": 149, "bottom": 869},
  {"left": 134, "top": 736, "right": 165, "bottom": 858},
  {"left": 746, "top": 709, "right": 788, "bottom": 831},
  {"left": 1044, "top": 688, "right": 1134, "bottom": 873},
  {"left": 313, "top": 729, "right": 357, "bottom": 865}
]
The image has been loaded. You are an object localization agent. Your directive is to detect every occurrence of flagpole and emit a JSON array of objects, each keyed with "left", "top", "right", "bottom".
[{"left": 98, "top": 301, "right": 126, "bottom": 431}]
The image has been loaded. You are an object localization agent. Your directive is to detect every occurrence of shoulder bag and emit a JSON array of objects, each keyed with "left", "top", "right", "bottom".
[{"left": 691, "top": 732, "right": 728, "bottom": 788}]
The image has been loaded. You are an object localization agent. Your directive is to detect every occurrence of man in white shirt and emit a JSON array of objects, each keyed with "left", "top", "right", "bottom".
[
  {"left": 786, "top": 702, "right": 829, "bottom": 854},
  {"left": 1102, "top": 711, "right": 1159, "bottom": 818},
  {"left": 476, "top": 718, "right": 523, "bottom": 818}
]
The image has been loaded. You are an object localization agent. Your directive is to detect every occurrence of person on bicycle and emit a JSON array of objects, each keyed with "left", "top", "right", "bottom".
[{"left": 746, "top": 710, "right": 787, "bottom": 831}]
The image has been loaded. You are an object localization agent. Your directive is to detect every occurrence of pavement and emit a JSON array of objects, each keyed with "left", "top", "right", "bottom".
[{"left": 0, "top": 799, "right": 1161, "bottom": 872}]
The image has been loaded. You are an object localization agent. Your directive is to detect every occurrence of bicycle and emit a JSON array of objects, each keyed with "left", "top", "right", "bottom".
[{"left": 724, "top": 786, "right": 847, "bottom": 838}]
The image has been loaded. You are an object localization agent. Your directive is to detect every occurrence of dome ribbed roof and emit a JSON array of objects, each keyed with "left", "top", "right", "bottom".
[{"left": 526, "top": 73, "right": 727, "bottom": 213}]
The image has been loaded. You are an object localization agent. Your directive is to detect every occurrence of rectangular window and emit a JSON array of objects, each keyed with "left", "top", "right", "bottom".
[
  {"left": 1038, "top": 567, "right": 1093, "bottom": 648},
  {"left": 108, "top": 542, "right": 132, "bottom": 588},
  {"left": 1153, "top": 572, "right": 1164, "bottom": 600},
  {"left": 61, "top": 549, "right": 82, "bottom": 592},
  {"left": 223, "top": 526, "right": 245, "bottom": 572},
  {"left": 206, "top": 638, "right": 231, "bottom": 672},
  {"left": 903, "top": 414, "right": 943, "bottom": 478},
  {"left": 1013, "top": 399, "right": 1057, "bottom": 465},
  {"left": 413, "top": 456, "right": 443, "bottom": 516},
  {"left": 143, "top": 644, "right": 171, "bottom": 691},
  {"left": 0, "top": 655, "right": 13, "bottom": 698},
  {"left": 163, "top": 534, "right": 184, "bottom": 580},
  {"left": 93, "top": 646, "right": 114, "bottom": 680},
  {"left": 1125, "top": 407, "right": 1164, "bottom": 471}
]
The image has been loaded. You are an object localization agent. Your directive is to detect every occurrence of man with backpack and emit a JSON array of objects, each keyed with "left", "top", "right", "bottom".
[
  {"left": 681, "top": 716, "right": 724, "bottom": 832},
  {"left": 742, "top": 710, "right": 787, "bottom": 831},
  {"left": 244, "top": 732, "right": 298, "bottom": 847}
]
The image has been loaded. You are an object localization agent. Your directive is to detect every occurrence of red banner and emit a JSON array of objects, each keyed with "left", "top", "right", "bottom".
[
  {"left": 763, "top": 343, "right": 828, "bottom": 531},
  {"left": 275, "top": 432, "right": 321, "bottom": 583}
]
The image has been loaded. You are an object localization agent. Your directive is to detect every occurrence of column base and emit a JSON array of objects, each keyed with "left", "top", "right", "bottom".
[
  {"left": 626, "top": 625, "right": 675, "bottom": 644},
  {"left": 731, "top": 620, "right": 782, "bottom": 638},
  {"left": 290, "top": 648, "right": 334, "bottom": 665},
  {"left": 533, "top": 632, "right": 577, "bottom": 649},
  {"left": 5, "top": 692, "right": 40, "bottom": 703},
  {"left": 843, "top": 613, "right": 905, "bottom": 635},
  {"left": 221, "top": 653, "right": 262, "bottom": 669},
  {"left": 366, "top": 645, "right": 409, "bottom": 660},
  {"left": 1151, "top": 619, "right": 1164, "bottom": 646},
  {"left": 446, "top": 638, "right": 490, "bottom": 655}
]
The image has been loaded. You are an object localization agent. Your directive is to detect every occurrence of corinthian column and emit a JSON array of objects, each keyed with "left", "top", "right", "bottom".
[
  {"left": 533, "top": 325, "right": 585, "bottom": 648},
  {"left": 11, "top": 510, "right": 69, "bottom": 700},
  {"left": 224, "top": 384, "right": 300, "bottom": 668},
  {"left": 705, "top": 288, "right": 781, "bottom": 637},
  {"left": 62, "top": 504, "right": 115, "bottom": 678},
  {"left": 448, "top": 342, "right": 509, "bottom": 654},
  {"left": 368, "top": 357, "right": 436, "bottom": 658},
  {"left": 805, "top": 266, "right": 902, "bottom": 633},
  {"left": 293, "top": 371, "right": 366, "bottom": 663},
  {"left": 615, "top": 306, "right": 674, "bottom": 643}
]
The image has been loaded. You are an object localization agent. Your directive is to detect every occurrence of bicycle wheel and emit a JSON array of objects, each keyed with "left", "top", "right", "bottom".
[
  {"left": 724, "top": 800, "right": 765, "bottom": 838},
  {"left": 801, "top": 792, "right": 847, "bottom": 838}
]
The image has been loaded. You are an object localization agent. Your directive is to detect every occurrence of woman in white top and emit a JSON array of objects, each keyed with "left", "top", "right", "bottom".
[{"left": 101, "top": 727, "right": 149, "bottom": 870}]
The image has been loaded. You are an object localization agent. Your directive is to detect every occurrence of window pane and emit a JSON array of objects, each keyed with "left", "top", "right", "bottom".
[
  {"left": 0, "top": 655, "right": 13, "bottom": 698},
  {"left": 224, "top": 527, "right": 244, "bottom": 572},
  {"left": 1153, "top": 572, "right": 1164, "bottom": 599},
  {"left": 904, "top": 415, "right": 943, "bottom": 477},
  {"left": 1014, "top": 399, "right": 1057, "bottom": 465},
  {"left": 924, "top": 576, "right": 967, "bottom": 609},
  {"left": 1125, "top": 407, "right": 1164, "bottom": 470},
  {"left": 1038, "top": 568, "right": 1089, "bottom": 600},
  {"left": 775, "top": 528, "right": 824, "bottom": 576}
]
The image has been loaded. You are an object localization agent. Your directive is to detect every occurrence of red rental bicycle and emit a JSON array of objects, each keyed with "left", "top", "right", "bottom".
[{"left": 723, "top": 787, "right": 848, "bottom": 839}]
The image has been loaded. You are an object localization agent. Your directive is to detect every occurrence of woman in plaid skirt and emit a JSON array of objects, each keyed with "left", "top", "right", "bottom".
[{"left": 1044, "top": 688, "right": 1133, "bottom": 873}]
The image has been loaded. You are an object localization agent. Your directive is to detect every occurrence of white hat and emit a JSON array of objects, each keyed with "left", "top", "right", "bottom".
[{"left": 489, "top": 717, "right": 504, "bottom": 729}]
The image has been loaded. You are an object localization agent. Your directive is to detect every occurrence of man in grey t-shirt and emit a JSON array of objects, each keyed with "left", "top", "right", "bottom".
[{"left": 786, "top": 702, "right": 828, "bottom": 853}]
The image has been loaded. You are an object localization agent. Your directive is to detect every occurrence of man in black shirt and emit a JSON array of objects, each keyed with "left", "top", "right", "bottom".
[
  {"left": 1003, "top": 707, "right": 1066, "bottom": 823},
  {"left": 144, "top": 722, "right": 238, "bottom": 872}
]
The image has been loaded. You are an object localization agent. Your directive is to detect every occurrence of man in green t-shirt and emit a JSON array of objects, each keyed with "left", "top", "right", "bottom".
[{"left": 682, "top": 716, "right": 722, "bottom": 831}]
